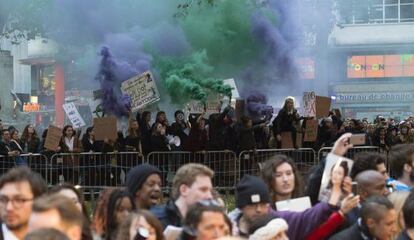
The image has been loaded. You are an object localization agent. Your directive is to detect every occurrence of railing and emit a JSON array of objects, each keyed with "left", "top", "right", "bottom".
[{"left": 0, "top": 146, "right": 389, "bottom": 197}]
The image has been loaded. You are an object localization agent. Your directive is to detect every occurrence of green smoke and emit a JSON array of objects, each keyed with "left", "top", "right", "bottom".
[
  {"left": 155, "top": 50, "right": 232, "bottom": 104},
  {"left": 177, "top": 0, "right": 262, "bottom": 75}
]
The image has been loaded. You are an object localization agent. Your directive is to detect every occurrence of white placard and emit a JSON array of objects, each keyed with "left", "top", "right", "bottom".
[
  {"left": 62, "top": 102, "right": 86, "bottom": 128},
  {"left": 223, "top": 78, "right": 240, "bottom": 99},
  {"left": 121, "top": 71, "right": 160, "bottom": 111},
  {"left": 303, "top": 91, "right": 316, "bottom": 117}
]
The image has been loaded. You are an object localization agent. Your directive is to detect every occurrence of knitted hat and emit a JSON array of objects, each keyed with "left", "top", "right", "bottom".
[
  {"left": 236, "top": 175, "right": 270, "bottom": 209},
  {"left": 249, "top": 218, "right": 288, "bottom": 240},
  {"left": 126, "top": 164, "right": 161, "bottom": 196}
]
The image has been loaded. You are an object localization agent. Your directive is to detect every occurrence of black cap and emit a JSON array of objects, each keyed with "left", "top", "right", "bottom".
[
  {"left": 126, "top": 164, "right": 161, "bottom": 196},
  {"left": 236, "top": 175, "right": 270, "bottom": 209}
]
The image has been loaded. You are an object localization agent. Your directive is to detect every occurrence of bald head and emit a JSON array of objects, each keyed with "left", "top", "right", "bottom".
[{"left": 356, "top": 170, "right": 388, "bottom": 200}]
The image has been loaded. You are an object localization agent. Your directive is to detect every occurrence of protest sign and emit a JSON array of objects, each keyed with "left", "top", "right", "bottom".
[
  {"left": 281, "top": 132, "right": 302, "bottom": 148},
  {"left": 304, "top": 119, "right": 318, "bottom": 142},
  {"left": 187, "top": 94, "right": 222, "bottom": 114},
  {"left": 303, "top": 92, "right": 316, "bottom": 117},
  {"left": 93, "top": 116, "right": 118, "bottom": 141},
  {"left": 44, "top": 125, "right": 62, "bottom": 151},
  {"left": 62, "top": 102, "right": 86, "bottom": 128},
  {"left": 121, "top": 71, "right": 160, "bottom": 111},
  {"left": 315, "top": 96, "right": 331, "bottom": 119}
]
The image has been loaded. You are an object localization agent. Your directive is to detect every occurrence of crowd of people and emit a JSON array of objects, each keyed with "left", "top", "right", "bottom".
[
  {"left": 1, "top": 97, "right": 414, "bottom": 160},
  {"left": 0, "top": 98, "right": 414, "bottom": 239},
  {"left": 0, "top": 132, "right": 412, "bottom": 239}
]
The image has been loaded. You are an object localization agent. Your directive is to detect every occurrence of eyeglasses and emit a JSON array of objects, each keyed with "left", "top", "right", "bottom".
[
  {"left": 198, "top": 199, "right": 221, "bottom": 207},
  {"left": 0, "top": 196, "right": 33, "bottom": 208}
]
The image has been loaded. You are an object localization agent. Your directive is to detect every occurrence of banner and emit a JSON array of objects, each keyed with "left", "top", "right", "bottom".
[
  {"left": 44, "top": 125, "right": 62, "bottom": 151},
  {"left": 187, "top": 94, "right": 222, "bottom": 114},
  {"left": 303, "top": 92, "right": 316, "bottom": 117},
  {"left": 93, "top": 116, "right": 118, "bottom": 141},
  {"left": 62, "top": 102, "right": 86, "bottom": 128},
  {"left": 121, "top": 71, "right": 160, "bottom": 111}
]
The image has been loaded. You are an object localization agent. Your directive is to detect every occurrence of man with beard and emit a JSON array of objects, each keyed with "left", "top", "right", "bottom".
[
  {"left": 126, "top": 164, "right": 162, "bottom": 209},
  {"left": 389, "top": 144, "right": 414, "bottom": 191},
  {"left": 0, "top": 167, "right": 47, "bottom": 239}
]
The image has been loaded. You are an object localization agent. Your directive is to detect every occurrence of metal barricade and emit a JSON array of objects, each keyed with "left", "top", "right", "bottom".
[
  {"left": 50, "top": 152, "right": 145, "bottom": 187},
  {"left": 146, "top": 151, "right": 193, "bottom": 189},
  {"left": 318, "top": 146, "right": 381, "bottom": 162},
  {"left": 0, "top": 154, "right": 49, "bottom": 179},
  {"left": 239, "top": 148, "right": 317, "bottom": 178},
  {"left": 193, "top": 151, "right": 238, "bottom": 190}
]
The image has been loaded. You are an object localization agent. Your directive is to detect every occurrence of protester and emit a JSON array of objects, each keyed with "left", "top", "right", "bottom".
[
  {"left": 398, "top": 191, "right": 414, "bottom": 240},
  {"left": 126, "top": 164, "right": 162, "bottom": 209},
  {"left": 91, "top": 188, "right": 116, "bottom": 239},
  {"left": 330, "top": 196, "right": 398, "bottom": 240},
  {"left": 184, "top": 113, "right": 208, "bottom": 152},
  {"left": 116, "top": 210, "right": 164, "bottom": 240},
  {"left": 350, "top": 152, "right": 389, "bottom": 179},
  {"left": 20, "top": 125, "right": 40, "bottom": 154},
  {"left": 152, "top": 163, "right": 214, "bottom": 228},
  {"left": 260, "top": 155, "right": 304, "bottom": 205},
  {"left": 150, "top": 123, "right": 170, "bottom": 152},
  {"left": 272, "top": 97, "right": 301, "bottom": 148},
  {"left": 81, "top": 127, "right": 96, "bottom": 152},
  {"left": 229, "top": 174, "right": 345, "bottom": 239},
  {"left": 136, "top": 110, "right": 152, "bottom": 155},
  {"left": 388, "top": 191, "right": 410, "bottom": 239},
  {"left": 169, "top": 110, "right": 190, "bottom": 149},
  {"left": 389, "top": 144, "right": 414, "bottom": 191},
  {"left": 28, "top": 194, "right": 84, "bottom": 240},
  {"left": 0, "top": 166, "right": 47, "bottom": 239},
  {"left": 0, "top": 129, "right": 19, "bottom": 157},
  {"left": 104, "top": 189, "right": 135, "bottom": 240},
  {"left": 9, "top": 129, "right": 26, "bottom": 165},
  {"left": 180, "top": 201, "right": 232, "bottom": 240},
  {"left": 125, "top": 119, "right": 142, "bottom": 153},
  {"left": 59, "top": 125, "right": 82, "bottom": 184}
]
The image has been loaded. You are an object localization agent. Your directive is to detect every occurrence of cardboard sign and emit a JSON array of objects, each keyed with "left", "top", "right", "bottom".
[
  {"left": 316, "top": 96, "right": 331, "bottom": 119},
  {"left": 281, "top": 132, "right": 302, "bottom": 148},
  {"left": 303, "top": 91, "right": 316, "bottom": 117},
  {"left": 304, "top": 119, "right": 318, "bottom": 142},
  {"left": 44, "top": 125, "right": 62, "bottom": 151},
  {"left": 187, "top": 94, "right": 222, "bottom": 114},
  {"left": 62, "top": 102, "right": 86, "bottom": 128},
  {"left": 121, "top": 71, "right": 160, "bottom": 111},
  {"left": 93, "top": 116, "right": 118, "bottom": 141}
]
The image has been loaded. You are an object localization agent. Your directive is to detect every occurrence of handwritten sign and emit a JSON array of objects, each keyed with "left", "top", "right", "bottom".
[
  {"left": 44, "top": 125, "right": 62, "bottom": 151},
  {"left": 93, "top": 116, "right": 118, "bottom": 141},
  {"left": 304, "top": 119, "right": 318, "bottom": 142},
  {"left": 62, "top": 102, "right": 86, "bottom": 128},
  {"left": 121, "top": 71, "right": 160, "bottom": 111},
  {"left": 303, "top": 92, "right": 316, "bottom": 117}
]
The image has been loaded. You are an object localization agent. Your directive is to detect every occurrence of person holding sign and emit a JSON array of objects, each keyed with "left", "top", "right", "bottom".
[{"left": 272, "top": 97, "right": 302, "bottom": 149}]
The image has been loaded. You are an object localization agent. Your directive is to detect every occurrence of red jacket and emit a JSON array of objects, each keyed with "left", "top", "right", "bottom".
[{"left": 306, "top": 211, "right": 345, "bottom": 240}]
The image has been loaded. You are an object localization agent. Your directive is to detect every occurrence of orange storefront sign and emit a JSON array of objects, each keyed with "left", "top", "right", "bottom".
[{"left": 347, "top": 54, "right": 414, "bottom": 78}]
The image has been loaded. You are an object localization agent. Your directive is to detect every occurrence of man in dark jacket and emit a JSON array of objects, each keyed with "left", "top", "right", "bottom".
[
  {"left": 151, "top": 163, "right": 214, "bottom": 229},
  {"left": 330, "top": 196, "right": 397, "bottom": 240}
]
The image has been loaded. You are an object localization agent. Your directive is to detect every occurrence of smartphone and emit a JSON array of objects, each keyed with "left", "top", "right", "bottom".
[
  {"left": 349, "top": 134, "right": 366, "bottom": 145},
  {"left": 352, "top": 181, "right": 358, "bottom": 195}
]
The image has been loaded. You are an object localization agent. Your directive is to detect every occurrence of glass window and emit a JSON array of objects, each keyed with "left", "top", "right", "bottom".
[
  {"left": 384, "top": 5, "right": 398, "bottom": 22},
  {"left": 400, "top": 4, "right": 414, "bottom": 22}
]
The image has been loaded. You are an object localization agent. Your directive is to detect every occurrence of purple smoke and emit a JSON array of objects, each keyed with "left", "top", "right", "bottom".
[
  {"left": 249, "top": 0, "right": 301, "bottom": 82},
  {"left": 95, "top": 47, "right": 142, "bottom": 117},
  {"left": 246, "top": 92, "right": 273, "bottom": 120}
]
